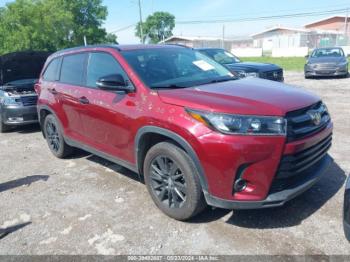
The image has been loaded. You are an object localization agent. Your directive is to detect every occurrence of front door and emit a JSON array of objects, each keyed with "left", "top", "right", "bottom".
[{"left": 78, "top": 51, "right": 137, "bottom": 161}]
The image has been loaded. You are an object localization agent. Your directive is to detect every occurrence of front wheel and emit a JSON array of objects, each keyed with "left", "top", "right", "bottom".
[
  {"left": 43, "top": 114, "right": 73, "bottom": 158},
  {"left": 143, "top": 142, "right": 206, "bottom": 220}
]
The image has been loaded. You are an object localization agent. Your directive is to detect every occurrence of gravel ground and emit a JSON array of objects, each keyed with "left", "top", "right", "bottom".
[{"left": 0, "top": 72, "right": 349, "bottom": 255}]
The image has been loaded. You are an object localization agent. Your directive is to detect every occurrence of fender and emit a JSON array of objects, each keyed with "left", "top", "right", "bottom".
[{"left": 135, "top": 126, "right": 208, "bottom": 192}]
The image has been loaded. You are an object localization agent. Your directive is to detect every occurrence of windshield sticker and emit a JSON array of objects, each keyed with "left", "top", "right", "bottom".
[{"left": 193, "top": 60, "right": 215, "bottom": 71}]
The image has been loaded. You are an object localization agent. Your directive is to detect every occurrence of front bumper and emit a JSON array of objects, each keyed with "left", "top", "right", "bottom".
[
  {"left": 204, "top": 154, "right": 332, "bottom": 209},
  {"left": 1, "top": 105, "right": 38, "bottom": 125},
  {"left": 305, "top": 67, "right": 348, "bottom": 77}
]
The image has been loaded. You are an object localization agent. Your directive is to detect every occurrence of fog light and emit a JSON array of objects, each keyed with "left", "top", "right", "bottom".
[
  {"left": 8, "top": 117, "right": 23, "bottom": 122},
  {"left": 234, "top": 179, "right": 247, "bottom": 192}
]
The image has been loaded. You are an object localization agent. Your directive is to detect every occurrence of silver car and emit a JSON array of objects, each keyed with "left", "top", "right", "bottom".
[
  {"left": 304, "top": 47, "right": 349, "bottom": 78},
  {"left": 0, "top": 51, "right": 49, "bottom": 132}
]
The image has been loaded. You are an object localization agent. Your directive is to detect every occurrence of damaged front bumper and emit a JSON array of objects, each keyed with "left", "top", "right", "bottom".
[{"left": 1, "top": 104, "right": 38, "bottom": 125}]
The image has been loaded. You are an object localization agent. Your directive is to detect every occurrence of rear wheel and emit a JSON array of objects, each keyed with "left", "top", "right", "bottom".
[
  {"left": 143, "top": 142, "right": 206, "bottom": 220},
  {"left": 43, "top": 114, "right": 73, "bottom": 158}
]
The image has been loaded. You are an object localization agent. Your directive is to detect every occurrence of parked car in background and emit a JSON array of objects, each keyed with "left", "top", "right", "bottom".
[
  {"left": 344, "top": 176, "right": 350, "bottom": 241},
  {"left": 197, "top": 48, "right": 284, "bottom": 82},
  {"left": 37, "top": 44, "right": 332, "bottom": 220},
  {"left": 0, "top": 51, "right": 50, "bottom": 132},
  {"left": 304, "top": 47, "right": 349, "bottom": 78}
]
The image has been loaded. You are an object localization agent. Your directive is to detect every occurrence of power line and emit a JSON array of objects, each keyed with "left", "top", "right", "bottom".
[
  {"left": 176, "top": 2, "right": 350, "bottom": 20},
  {"left": 176, "top": 8, "right": 350, "bottom": 25},
  {"left": 108, "top": 6, "right": 350, "bottom": 34},
  {"left": 110, "top": 24, "right": 136, "bottom": 33}
]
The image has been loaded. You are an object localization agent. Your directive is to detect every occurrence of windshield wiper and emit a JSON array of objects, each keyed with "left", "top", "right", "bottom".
[{"left": 151, "top": 84, "right": 188, "bottom": 89}]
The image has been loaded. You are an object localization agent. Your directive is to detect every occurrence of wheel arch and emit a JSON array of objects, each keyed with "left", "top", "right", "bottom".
[
  {"left": 135, "top": 126, "right": 208, "bottom": 192},
  {"left": 38, "top": 105, "right": 64, "bottom": 138}
]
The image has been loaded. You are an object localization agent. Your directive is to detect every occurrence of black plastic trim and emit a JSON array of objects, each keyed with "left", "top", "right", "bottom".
[
  {"left": 135, "top": 126, "right": 208, "bottom": 191},
  {"left": 344, "top": 176, "right": 350, "bottom": 242},
  {"left": 204, "top": 154, "right": 333, "bottom": 210},
  {"left": 64, "top": 137, "right": 138, "bottom": 173}
]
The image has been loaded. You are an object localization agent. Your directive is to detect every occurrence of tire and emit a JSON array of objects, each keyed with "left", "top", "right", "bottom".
[
  {"left": 143, "top": 141, "right": 206, "bottom": 220},
  {"left": 43, "top": 114, "right": 73, "bottom": 158},
  {"left": 0, "top": 115, "right": 11, "bottom": 133}
]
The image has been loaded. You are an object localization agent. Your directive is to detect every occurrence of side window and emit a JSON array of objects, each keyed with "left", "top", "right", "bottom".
[
  {"left": 43, "top": 58, "right": 60, "bottom": 81},
  {"left": 60, "top": 53, "right": 86, "bottom": 86},
  {"left": 86, "top": 52, "right": 129, "bottom": 88}
]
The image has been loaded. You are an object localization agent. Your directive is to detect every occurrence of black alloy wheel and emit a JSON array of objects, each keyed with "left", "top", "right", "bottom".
[
  {"left": 45, "top": 119, "right": 60, "bottom": 153},
  {"left": 149, "top": 155, "right": 187, "bottom": 208}
]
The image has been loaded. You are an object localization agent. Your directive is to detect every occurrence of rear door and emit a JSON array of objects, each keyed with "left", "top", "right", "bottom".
[{"left": 55, "top": 52, "right": 88, "bottom": 141}]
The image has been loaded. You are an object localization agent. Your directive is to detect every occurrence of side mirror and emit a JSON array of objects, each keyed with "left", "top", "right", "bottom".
[
  {"left": 305, "top": 55, "right": 309, "bottom": 59},
  {"left": 96, "top": 74, "right": 134, "bottom": 92},
  {"left": 347, "top": 54, "right": 350, "bottom": 58}
]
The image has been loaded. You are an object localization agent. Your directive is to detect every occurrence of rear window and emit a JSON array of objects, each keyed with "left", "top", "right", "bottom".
[
  {"left": 60, "top": 53, "right": 86, "bottom": 85},
  {"left": 43, "top": 58, "right": 60, "bottom": 81}
]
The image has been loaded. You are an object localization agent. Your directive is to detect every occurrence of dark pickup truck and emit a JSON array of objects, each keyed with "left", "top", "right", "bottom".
[
  {"left": 0, "top": 51, "right": 50, "bottom": 132},
  {"left": 197, "top": 48, "right": 284, "bottom": 82}
]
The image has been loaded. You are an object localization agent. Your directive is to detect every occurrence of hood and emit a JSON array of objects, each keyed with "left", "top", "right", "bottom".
[
  {"left": 0, "top": 51, "right": 50, "bottom": 85},
  {"left": 308, "top": 56, "right": 346, "bottom": 64},
  {"left": 225, "top": 62, "right": 281, "bottom": 72},
  {"left": 158, "top": 78, "right": 320, "bottom": 116}
]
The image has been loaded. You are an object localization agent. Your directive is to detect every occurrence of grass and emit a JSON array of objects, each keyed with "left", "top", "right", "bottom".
[
  {"left": 240, "top": 57, "right": 350, "bottom": 72},
  {"left": 240, "top": 57, "right": 307, "bottom": 71}
]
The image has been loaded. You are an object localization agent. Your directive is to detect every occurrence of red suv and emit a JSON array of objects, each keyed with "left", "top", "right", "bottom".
[{"left": 36, "top": 45, "right": 333, "bottom": 220}]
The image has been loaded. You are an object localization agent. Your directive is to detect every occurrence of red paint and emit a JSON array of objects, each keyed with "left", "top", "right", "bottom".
[{"left": 37, "top": 45, "right": 333, "bottom": 202}]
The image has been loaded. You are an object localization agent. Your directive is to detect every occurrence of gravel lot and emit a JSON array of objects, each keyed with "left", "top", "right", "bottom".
[{"left": 0, "top": 72, "right": 349, "bottom": 255}]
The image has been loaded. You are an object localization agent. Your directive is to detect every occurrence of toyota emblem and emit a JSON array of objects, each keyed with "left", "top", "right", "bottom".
[{"left": 307, "top": 110, "right": 322, "bottom": 126}]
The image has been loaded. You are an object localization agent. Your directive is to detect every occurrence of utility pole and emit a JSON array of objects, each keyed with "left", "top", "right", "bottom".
[
  {"left": 345, "top": 8, "right": 349, "bottom": 45},
  {"left": 222, "top": 24, "right": 225, "bottom": 49},
  {"left": 83, "top": 36, "right": 87, "bottom": 46},
  {"left": 138, "top": 0, "right": 144, "bottom": 44}
]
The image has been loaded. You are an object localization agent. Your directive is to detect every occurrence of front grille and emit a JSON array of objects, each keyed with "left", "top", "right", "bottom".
[
  {"left": 260, "top": 69, "right": 283, "bottom": 81},
  {"left": 270, "top": 133, "right": 332, "bottom": 193},
  {"left": 286, "top": 101, "right": 330, "bottom": 141},
  {"left": 314, "top": 63, "right": 337, "bottom": 70},
  {"left": 21, "top": 95, "right": 38, "bottom": 106}
]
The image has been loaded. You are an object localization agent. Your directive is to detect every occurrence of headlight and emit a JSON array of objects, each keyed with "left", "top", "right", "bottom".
[
  {"left": 186, "top": 109, "right": 287, "bottom": 136},
  {"left": 3, "top": 96, "right": 23, "bottom": 106},
  {"left": 306, "top": 63, "right": 316, "bottom": 69},
  {"left": 236, "top": 71, "right": 259, "bottom": 78},
  {"left": 337, "top": 61, "right": 348, "bottom": 67}
]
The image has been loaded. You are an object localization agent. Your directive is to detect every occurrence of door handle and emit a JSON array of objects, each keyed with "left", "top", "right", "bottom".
[
  {"left": 79, "top": 96, "right": 90, "bottom": 104},
  {"left": 48, "top": 88, "right": 58, "bottom": 95}
]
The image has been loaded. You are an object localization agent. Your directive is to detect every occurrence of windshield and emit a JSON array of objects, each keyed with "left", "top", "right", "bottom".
[
  {"left": 121, "top": 48, "right": 235, "bottom": 89},
  {"left": 311, "top": 48, "right": 345, "bottom": 58},
  {"left": 199, "top": 49, "right": 241, "bottom": 64}
]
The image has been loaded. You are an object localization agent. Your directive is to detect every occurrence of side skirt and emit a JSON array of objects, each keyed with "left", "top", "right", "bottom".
[{"left": 64, "top": 136, "right": 138, "bottom": 174}]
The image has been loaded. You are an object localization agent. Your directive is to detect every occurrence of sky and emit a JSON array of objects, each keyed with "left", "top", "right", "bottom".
[
  {"left": 1, "top": 0, "right": 350, "bottom": 44},
  {"left": 103, "top": 0, "right": 350, "bottom": 43}
]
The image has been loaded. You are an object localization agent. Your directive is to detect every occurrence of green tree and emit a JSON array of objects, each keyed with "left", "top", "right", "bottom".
[
  {"left": 105, "top": 33, "right": 118, "bottom": 44},
  {"left": 136, "top": 11, "right": 175, "bottom": 43},
  {"left": 59, "top": 0, "right": 109, "bottom": 46},
  {"left": 0, "top": 0, "right": 115, "bottom": 55}
]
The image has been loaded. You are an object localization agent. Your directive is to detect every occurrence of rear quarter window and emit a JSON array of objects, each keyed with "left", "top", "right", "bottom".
[{"left": 43, "top": 58, "right": 61, "bottom": 81}]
